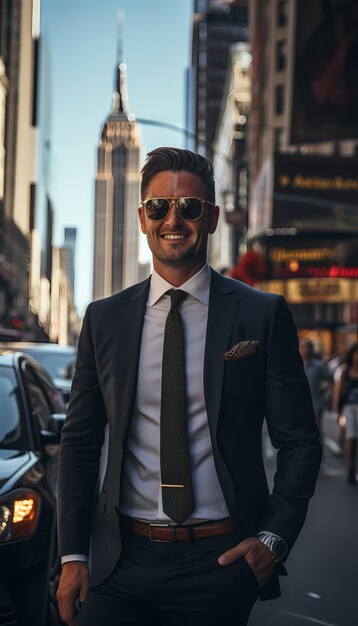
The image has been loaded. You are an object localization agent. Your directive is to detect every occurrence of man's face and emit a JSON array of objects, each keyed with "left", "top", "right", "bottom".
[{"left": 138, "top": 170, "right": 219, "bottom": 281}]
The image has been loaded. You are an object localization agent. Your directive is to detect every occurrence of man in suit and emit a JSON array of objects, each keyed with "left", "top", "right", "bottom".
[{"left": 57, "top": 147, "right": 322, "bottom": 626}]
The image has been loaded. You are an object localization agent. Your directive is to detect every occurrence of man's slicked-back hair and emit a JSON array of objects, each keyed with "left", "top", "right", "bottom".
[{"left": 141, "top": 147, "right": 215, "bottom": 203}]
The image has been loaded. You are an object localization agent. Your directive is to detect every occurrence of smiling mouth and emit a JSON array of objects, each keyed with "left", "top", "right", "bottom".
[{"left": 161, "top": 234, "right": 187, "bottom": 240}]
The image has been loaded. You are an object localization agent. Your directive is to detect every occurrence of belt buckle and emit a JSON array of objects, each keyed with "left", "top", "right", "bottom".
[{"left": 148, "top": 523, "right": 176, "bottom": 542}]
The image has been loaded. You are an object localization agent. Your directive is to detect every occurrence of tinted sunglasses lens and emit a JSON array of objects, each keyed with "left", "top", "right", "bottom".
[
  {"left": 178, "top": 198, "right": 202, "bottom": 220},
  {"left": 145, "top": 199, "right": 170, "bottom": 220}
]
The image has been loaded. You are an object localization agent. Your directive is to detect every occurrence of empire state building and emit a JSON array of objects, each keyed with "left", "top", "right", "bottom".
[{"left": 93, "top": 61, "right": 141, "bottom": 300}]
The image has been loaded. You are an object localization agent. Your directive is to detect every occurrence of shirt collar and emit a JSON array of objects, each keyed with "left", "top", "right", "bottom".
[{"left": 149, "top": 263, "right": 211, "bottom": 307}]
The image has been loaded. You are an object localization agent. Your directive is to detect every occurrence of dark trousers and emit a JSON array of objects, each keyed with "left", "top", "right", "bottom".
[{"left": 76, "top": 523, "right": 260, "bottom": 626}]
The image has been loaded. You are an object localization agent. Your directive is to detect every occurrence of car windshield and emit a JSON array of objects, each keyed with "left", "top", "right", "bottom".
[
  {"left": 23, "top": 351, "right": 76, "bottom": 381},
  {"left": 0, "top": 366, "right": 28, "bottom": 450}
]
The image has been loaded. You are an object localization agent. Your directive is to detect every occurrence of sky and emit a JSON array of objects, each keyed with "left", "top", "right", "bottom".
[{"left": 40, "top": 0, "right": 193, "bottom": 314}]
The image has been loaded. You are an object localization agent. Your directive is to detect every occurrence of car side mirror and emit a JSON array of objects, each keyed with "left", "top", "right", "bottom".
[
  {"left": 40, "top": 413, "right": 66, "bottom": 444},
  {"left": 47, "top": 412, "right": 66, "bottom": 435}
]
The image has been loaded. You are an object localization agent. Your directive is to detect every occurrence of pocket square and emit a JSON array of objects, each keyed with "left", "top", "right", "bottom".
[{"left": 224, "top": 340, "right": 260, "bottom": 360}]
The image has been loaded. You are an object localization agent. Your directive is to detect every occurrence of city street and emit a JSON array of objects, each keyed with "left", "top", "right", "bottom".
[
  {"left": 250, "top": 413, "right": 358, "bottom": 626},
  {"left": 1, "top": 1, "right": 358, "bottom": 625}
]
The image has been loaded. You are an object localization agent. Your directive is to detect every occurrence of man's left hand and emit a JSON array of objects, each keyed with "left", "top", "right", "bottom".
[{"left": 218, "top": 537, "right": 277, "bottom": 589}]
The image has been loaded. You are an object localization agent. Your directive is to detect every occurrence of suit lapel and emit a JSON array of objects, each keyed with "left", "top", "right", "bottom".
[
  {"left": 113, "top": 277, "right": 151, "bottom": 445},
  {"left": 98, "top": 278, "right": 151, "bottom": 505},
  {"left": 204, "top": 271, "right": 241, "bottom": 435}
]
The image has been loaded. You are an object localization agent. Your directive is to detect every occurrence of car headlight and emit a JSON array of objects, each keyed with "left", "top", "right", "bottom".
[{"left": 0, "top": 489, "right": 40, "bottom": 541}]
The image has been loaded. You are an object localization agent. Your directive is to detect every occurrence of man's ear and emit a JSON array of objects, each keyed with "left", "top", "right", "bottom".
[
  {"left": 208, "top": 205, "right": 220, "bottom": 234},
  {"left": 138, "top": 206, "right": 147, "bottom": 234}
]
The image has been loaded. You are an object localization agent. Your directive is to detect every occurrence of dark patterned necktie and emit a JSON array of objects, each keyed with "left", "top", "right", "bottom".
[{"left": 160, "top": 289, "right": 195, "bottom": 524}]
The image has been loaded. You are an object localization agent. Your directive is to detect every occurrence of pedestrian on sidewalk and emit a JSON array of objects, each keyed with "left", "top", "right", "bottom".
[
  {"left": 334, "top": 342, "right": 358, "bottom": 484},
  {"left": 56, "top": 147, "right": 322, "bottom": 626},
  {"left": 299, "top": 338, "right": 332, "bottom": 438}
]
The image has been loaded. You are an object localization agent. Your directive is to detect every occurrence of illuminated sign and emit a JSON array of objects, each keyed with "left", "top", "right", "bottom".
[
  {"left": 273, "top": 153, "right": 358, "bottom": 231},
  {"left": 327, "top": 267, "right": 358, "bottom": 278},
  {"left": 299, "top": 282, "right": 340, "bottom": 297},
  {"left": 258, "top": 279, "right": 358, "bottom": 303},
  {"left": 268, "top": 237, "right": 358, "bottom": 279},
  {"left": 273, "top": 266, "right": 358, "bottom": 279},
  {"left": 281, "top": 176, "right": 358, "bottom": 192},
  {"left": 269, "top": 247, "right": 335, "bottom": 262}
]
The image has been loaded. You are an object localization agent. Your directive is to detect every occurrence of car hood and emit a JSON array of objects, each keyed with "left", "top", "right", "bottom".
[{"left": 0, "top": 450, "right": 32, "bottom": 491}]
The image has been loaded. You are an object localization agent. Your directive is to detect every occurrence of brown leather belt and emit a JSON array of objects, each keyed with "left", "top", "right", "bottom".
[{"left": 129, "top": 518, "right": 235, "bottom": 542}]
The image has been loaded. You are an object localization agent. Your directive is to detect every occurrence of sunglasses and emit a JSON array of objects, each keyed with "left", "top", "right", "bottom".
[{"left": 142, "top": 197, "right": 214, "bottom": 221}]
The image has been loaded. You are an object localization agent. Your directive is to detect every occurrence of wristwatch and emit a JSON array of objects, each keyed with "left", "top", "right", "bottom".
[{"left": 257, "top": 532, "right": 288, "bottom": 562}]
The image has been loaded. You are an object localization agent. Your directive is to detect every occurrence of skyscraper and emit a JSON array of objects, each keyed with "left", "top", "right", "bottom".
[
  {"left": 186, "top": 0, "right": 248, "bottom": 161},
  {"left": 64, "top": 227, "right": 77, "bottom": 292},
  {"left": 186, "top": 0, "right": 249, "bottom": 270},
  {"left": 93, "top": 47, "right": 141, "bottom": 300},
  {"left": 0, "top": 0, "right": 41, "bottom": 330}
]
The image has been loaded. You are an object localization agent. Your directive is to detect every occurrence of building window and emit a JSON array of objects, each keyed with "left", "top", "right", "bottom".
[
  {"left": 198, "top": 99, "right": 206, "bottom": 114},
  {"left": 277, "top": 0, "right": 288, "bottom": 27},
  {"left": 276, "top": 39, "right": 287, "bottom": 71},
  {"left": 275, "top": 84, "right": 285, "bottom": 115},
  {"left": 32, "top": 38, "right": 39, "bottom": 126},
  {"left": 199, "top": 51, "right": 207, "bottom": 68},
  {"left": 199, "top": 22, "right": 207, "bottom": 41}
]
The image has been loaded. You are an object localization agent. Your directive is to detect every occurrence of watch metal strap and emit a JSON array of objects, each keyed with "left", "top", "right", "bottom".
[{"left": 257, "top": 531, "right": 284, "bottom": 562}]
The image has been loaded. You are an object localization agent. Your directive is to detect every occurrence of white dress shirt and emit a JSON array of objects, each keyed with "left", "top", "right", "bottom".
[{"left": 119, "top": 263, "right": 228, "bottom": 522}]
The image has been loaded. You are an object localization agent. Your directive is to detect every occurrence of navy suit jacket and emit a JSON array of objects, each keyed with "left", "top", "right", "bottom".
[{"left": 57, "top": 269, "right": 322, "bottom": 600}]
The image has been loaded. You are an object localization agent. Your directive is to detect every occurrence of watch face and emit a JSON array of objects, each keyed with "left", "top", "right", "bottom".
[{"left": 274, "top": 538, "right": 288, "bottom": 560}]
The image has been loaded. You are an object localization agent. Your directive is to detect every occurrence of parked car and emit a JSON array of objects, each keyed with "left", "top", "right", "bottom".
[
  {"left": 0, "top": 352, "right": 66, "bottom": 626},
  {"left": 0, "top": 343, "right": 76, "bottom": 404},
  {"left": 0, "top": 329, "right": 24, "bottom": 342}
]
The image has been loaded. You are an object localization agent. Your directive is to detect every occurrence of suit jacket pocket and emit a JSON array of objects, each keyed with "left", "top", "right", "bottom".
[{"left": 239, "top": 557, "right": 260, "bottom": 591}]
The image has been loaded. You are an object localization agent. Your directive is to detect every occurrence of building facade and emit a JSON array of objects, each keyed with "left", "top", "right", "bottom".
[
  {"left": 211, "top": 42, "right": 251, "bottom": 270},
  {"left": 0, "top": 0, "right": 40, "bottom": 334},
  {"left": 248, "top": 0, "right": 358, "bottom": 357},
  {"left": 93, "top": 61, "right": 141, "bottom": 300},
  {"left": 30, "top": 32, "right": 54, "bottom": 333},
  {"left": 50, "top": 246, "right": 80, "bottom": 346},
  {"left": 0, "top": 0, "right": 78, "bottom": 344},
  {"left": 186, "top": 0, "right": 249, "bottom": 161},
  {"left": 187, "top": 0, "right": 249, "bottom": 271},
  {"left": 64, "top": 227, "right": 77, "bottom": 293}
]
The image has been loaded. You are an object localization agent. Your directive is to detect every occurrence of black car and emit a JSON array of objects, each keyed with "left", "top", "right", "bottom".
[
  {"left": 0, "top": 343, "right": 76, "bottom": 405},
  {"left": 0, "top": 352, "right": 66, "bottom": 626}
]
